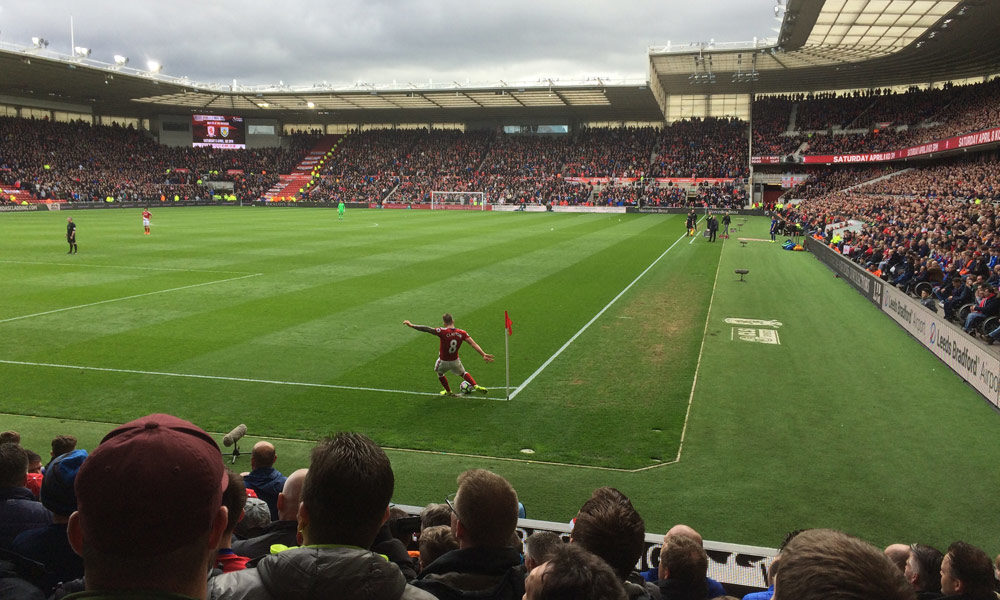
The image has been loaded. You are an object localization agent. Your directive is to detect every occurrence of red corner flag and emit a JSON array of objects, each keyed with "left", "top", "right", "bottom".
[{"left": 504, "top": 311, "right": 513, "bottom": 336}]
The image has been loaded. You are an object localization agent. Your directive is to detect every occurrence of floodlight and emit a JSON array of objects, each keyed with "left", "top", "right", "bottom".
[
  {"left": 113, "top": 55, "right": 128, "bottom": 66},
  {"left": 31, "top": 37, "right": 49, "bottom": 49},
  {"left": 147, "top": 60, "right": 162, "bottom": 73},
  {"left": 73, "top": 46, "right": 91, "bottom": 57}
]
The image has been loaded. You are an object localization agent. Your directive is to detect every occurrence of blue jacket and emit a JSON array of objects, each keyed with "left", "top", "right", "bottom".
[
  {"left": 242, "top": 468, "right": 286, "bottom": 521},
  {"left": 0, "top": 486, "right": 52, "bottom": 550}
]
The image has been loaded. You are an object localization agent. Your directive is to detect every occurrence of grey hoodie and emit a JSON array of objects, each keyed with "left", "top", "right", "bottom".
[{"left": 210, "top": 546, "right": 434, "bottom": 600}]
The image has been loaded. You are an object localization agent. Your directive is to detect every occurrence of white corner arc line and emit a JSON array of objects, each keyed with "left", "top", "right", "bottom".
[
  {"left": 0, "top": 273, "right": 262, "bottom": 325},
  {"left": 0, "top": 359, "right": 442, "bottom": 398},
  {"left": 509, "top": 224, "right": 692, "bottom": 401},
  {"left": 0, "top": 409, "right": 666, "bottom": 472}
]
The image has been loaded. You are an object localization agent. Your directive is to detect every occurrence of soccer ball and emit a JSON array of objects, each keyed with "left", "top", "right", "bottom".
[{"left": 460, "top": 380, "right": 474, "bottom": 394}]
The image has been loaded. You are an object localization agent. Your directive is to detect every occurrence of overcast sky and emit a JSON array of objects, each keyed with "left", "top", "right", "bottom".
[{"left": 0, "top": 1, "right": 779, "bottom": 87}]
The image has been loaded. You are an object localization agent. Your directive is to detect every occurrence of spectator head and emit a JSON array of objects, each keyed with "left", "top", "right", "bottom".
[
  {"left": 299, "top": 432, "right": 394, "bottom": 548},
  {"left": 658, "top": 534, "right": 708, "bottom": 595},
  {"left": 276, "top": 468, "right": 307, "bottom": 522},
  {"left": 571, "top": 486, "right": 645, "bottom": 580},
  {"left": 25, "top": 450, "right": 42, "bottom": 474},
  {"left": 449, "top": 468, "right": 518, "bottom": 549},
  {"left": 418, "top": 525, "right": 458, "bottom": 571},
  {"left": 905, "top": 544, "right": 943, "bottom": 593},
  {"left": 524, "top": 543, "right": 626, "bottom": 600},
  {"left": 0, "top": 442, "right": 29, "bottom": 488},
  {"left": 666, "top": 524, "right": 704, "bottom": 546},
  {"left": 234, "top": 497, "right": 271, "bottom": 539},
  {"left": 524, "top": 531, "right": 563, "bottom": 572},
  {"left": 67, "top": 413, "right": 229, "bottom": 597},
  {"left": 41, "top": 449, "right": 87, "bottom": 517},
  {"left": 420, "top": 503, "right": 453, "bottom": 530},
  {"left": 51, "top": 435, "right": 77, "bottom": 459},
  {"left": 250, "top": 441, "right": 277, "bottom": 470},
  {"left": 0, "top": 431, "right": 20, "bottom": 445},
  {"left": 773, "top": 529, "right": 913, "bottom": 600},
  {"left": 941, "top": 541, "right": 995, "bottom": 598},
  {"left": 221, "top": 470, "right": 247, "bottom": 538},
  {"left": 885, "top": 544, "right": 910, "bottom": 572}
]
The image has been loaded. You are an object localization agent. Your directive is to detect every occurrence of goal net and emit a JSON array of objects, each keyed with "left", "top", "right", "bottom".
[{"left": 430, "top": 191, "right": 487, "bottom": 210}]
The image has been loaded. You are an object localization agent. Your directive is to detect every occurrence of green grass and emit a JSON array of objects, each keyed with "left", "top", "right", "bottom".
[{"left": 2, "top": 206, "right": 998, "bottom": 552}]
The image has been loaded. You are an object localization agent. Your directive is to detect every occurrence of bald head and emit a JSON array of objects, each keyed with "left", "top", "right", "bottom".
[
  {"left": 885, "top": 544, "right": 910, "bottom": 572},
  {"left": 666, "top": 524, "right": 704, "bottom": 547},
  {"left": 277, "top": 468, "right": 307, "bottom": 521},
  {"left": 251, "top": 441, "right": 277, "bottom": 469}
]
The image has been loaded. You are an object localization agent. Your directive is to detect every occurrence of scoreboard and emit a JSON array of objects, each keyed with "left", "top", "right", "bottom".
[{"left": 192, "top": 115, "right": 246, "bottom": 149}]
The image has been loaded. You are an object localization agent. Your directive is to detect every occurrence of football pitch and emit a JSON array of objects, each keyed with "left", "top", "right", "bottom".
[{"left": 2, "top": 206, "right": 999, "bottom": 551}]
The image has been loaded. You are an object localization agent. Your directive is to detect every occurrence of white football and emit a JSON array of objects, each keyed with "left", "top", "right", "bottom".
[{"left": 460, "top": 380, "right": 474, "bottom": 394}]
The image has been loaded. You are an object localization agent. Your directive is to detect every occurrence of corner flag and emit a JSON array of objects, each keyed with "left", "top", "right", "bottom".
[{"left": 504, "top": 311, "right": 513, "bottom": 336}]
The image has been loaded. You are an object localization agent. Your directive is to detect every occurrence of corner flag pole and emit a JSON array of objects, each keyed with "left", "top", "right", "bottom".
[{"left": 504, "top": 311, "right": 513, "bottom": 400}]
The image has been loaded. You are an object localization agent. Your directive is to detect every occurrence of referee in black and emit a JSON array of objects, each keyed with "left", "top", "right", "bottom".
[{"left": 66, "top": 217, "right": 77, "bottom": 254}]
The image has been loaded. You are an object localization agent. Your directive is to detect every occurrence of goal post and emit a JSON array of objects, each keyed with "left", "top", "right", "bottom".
[{"left": 430, "top": 191, "right": 487, "bottom": 210}]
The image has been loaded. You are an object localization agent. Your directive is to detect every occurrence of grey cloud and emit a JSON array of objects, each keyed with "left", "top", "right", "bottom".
[{"left": 1, "top": 0, "right": 777, "bottom": 86}]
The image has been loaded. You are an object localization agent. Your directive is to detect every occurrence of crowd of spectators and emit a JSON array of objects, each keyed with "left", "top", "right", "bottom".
[
  {"left": 0, "top": 118, "right": 316, "bottom": 203},
  {"left": 2, "top": 418, "right": 995, "bottom": 600},
  {"left": 301, "top": 123, "right": 752, "bottom": 206},
  {"left": 781, "top": 164, "right": 896, "bottom": 200},
  {"left": 754, "top": 77, "right": 1000, "bottom": 158},
  {"left": 774, "top": 156, "right": 1000, "bottom": 341},
  {"left": 3, "top": 74, "right": 1000, "bottom": 209},
  {"left": 750, "top": 96, "right": 801, "bottom": 156},
  {"left": 647, "top": 118, "right": 749, "bottom": 179}
]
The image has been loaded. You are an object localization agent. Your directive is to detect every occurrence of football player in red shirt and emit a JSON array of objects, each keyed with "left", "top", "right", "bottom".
[
  {"left": 142, "top": 209, "right": 152, "bottom": 235},
  {"left": 404, "top": 313, "right": 494, "bottom": 396}
]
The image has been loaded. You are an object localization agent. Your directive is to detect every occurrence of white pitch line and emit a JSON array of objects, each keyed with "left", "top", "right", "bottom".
[
  {"left": 688, "top": 214, "right": 707, "bottom": 245},
  {"left": 0, "top": 273, "right": 262, "bottom": 324},
  {"left": 508, "top": 222, "right": 694, "bottom": 401},
  {"left": 631, "top": 231, "right": 727, "bottom": 472},
  {"left": 0, "top": 359, "right": 441, "bottom": 398},
  {"left": 0, "top": 259, "right": 253, "bottom": 274}
]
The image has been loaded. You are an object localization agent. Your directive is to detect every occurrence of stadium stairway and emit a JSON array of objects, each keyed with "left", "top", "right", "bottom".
[
  {"left": 842, "top": 168, "right": 914, "bottom": 192},
  {"left": 265, "top": 135, "right": 343, "bottom": 201},
  {"left": 1, "top": 187, "right": 42, "bottom": 205}
]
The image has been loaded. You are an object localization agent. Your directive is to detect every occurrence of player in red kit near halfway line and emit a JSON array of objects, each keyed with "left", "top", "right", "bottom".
[
  {"left": 142, "top": 209, "right": 152, "bottom": 235},
  {"left": 404, "top": 313, "right": 494, "bottom": 396}
]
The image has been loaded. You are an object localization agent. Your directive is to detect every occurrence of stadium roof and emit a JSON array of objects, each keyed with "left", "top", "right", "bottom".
[
  {"left": 650, "top": 0, "right": 1000, "bottom": 96},
  {"left": 1, "top": 0, "right": 998, "bottom": 125},
  {"left": 0, "top": 43, "right": 661, "bottom": 124}
]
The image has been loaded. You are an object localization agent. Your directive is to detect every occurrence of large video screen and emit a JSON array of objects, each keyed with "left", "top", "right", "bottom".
[{"left": 192, "top": 115, "right": 246, "bottom": 149}]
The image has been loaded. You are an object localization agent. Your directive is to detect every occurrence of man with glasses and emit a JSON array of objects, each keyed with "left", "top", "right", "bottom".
[{"left": 413, "top": 469, "right": 524, "bottom": 600}]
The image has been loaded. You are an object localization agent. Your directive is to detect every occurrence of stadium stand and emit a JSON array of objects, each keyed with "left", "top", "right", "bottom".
[{"left": 5, "top": 3, "right": 1000, "bottom": 596}]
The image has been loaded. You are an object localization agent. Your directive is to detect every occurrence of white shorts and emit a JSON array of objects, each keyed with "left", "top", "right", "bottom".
[
  {"left": 143, "top": 218, "right": 150, "bottom": 226},
  {"left": 434, "top": 358, "right": 467, "bottom": 377}
]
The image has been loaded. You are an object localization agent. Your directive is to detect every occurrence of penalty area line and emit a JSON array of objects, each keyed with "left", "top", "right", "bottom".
[
  {"left": 0, "top": 273, "right": 263, "bottom": 325},
  {"left": 0, "top": 359, "right": 441, "bottom": 398},
  {"left": 508, "top": 223, "right": 693, "bottom": 401}
]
